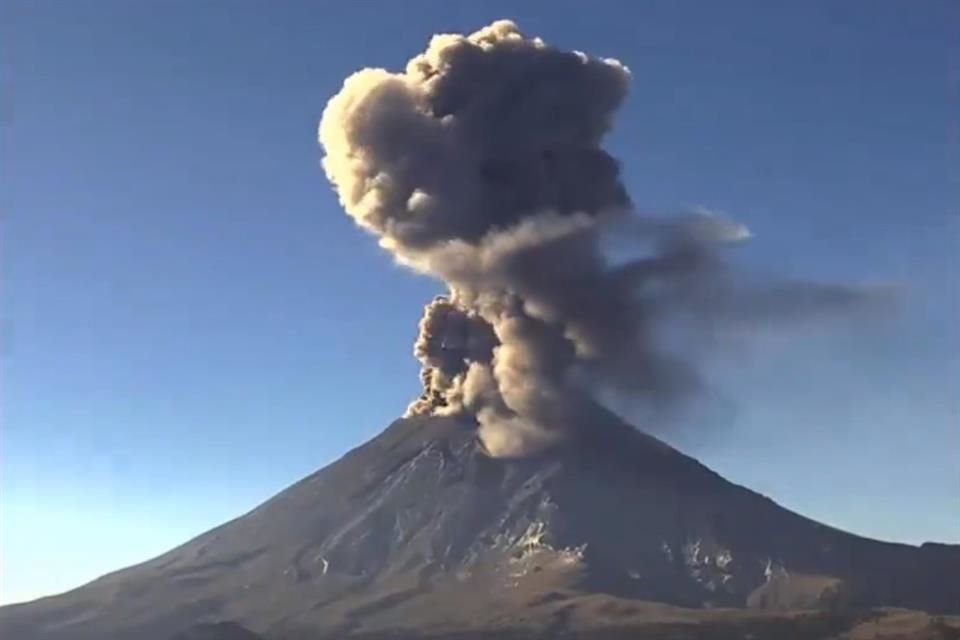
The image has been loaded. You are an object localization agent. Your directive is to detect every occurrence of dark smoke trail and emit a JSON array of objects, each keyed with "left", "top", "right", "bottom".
[{"left": 319, "top": 20, "right": 882, "bottom": 457}]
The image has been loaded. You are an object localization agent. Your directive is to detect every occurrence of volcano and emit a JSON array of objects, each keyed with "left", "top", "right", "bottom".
[{"left": 1, "top": 410, "right": 957, "bottom": 640}]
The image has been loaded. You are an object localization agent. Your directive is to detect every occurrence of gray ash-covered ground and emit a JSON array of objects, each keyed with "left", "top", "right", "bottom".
[{"left": 2, "top": 410, "right": 957, "bottom": 640}]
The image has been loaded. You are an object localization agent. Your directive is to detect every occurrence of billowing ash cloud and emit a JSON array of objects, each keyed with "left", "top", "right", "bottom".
[{"left": 319, "top": 20, "right": 882, "bottom": 457}]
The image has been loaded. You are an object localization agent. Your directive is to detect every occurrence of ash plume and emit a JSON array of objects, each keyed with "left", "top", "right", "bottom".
[{"left": 319, "top": 20, "right": 881, "bottom": 457}]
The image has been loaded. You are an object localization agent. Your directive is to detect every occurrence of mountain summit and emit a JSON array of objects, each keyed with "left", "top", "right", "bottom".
[{"left": 2, "top": 411, "right": 957, "bottom": 639}]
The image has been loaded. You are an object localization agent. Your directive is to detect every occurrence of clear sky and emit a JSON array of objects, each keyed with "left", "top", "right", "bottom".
[{"left": 1, "top": 0, "right": 957, "bottom": 606}]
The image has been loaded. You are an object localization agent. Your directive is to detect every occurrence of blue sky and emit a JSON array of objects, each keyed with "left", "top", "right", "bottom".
[{"left": 2, "top": 0, "right": 957, "bottom": 605}]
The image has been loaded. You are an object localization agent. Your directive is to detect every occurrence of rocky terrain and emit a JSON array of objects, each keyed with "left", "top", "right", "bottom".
[{"left": 1, "top": 410, "right": 957, "bottom": 639}]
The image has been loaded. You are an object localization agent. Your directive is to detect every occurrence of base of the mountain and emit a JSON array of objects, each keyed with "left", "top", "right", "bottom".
[{"left": 179, "top": 605, "right": 960, "bottom": 640}]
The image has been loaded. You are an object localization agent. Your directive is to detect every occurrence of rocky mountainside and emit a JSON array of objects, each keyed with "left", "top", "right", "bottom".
[{"left": 1, "top": 410, "right": 957, "bottom": 640}]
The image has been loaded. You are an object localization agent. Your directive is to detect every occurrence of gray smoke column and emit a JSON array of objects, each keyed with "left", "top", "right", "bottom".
[{"left": 319, "top": 20, "right": 879, "bottom": 457}]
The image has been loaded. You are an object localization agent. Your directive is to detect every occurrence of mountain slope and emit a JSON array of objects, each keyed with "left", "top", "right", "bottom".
[{"left": 1, "top": 411, "right": 957, "bottom": 640}]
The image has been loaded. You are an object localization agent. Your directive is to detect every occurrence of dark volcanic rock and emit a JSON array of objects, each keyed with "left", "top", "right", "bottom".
[
  {"left": 1, "top": 411, "right": 957, "bottom": 640},
  {"left": 171, "top": 621, "right": 263, "bottom": 640}
]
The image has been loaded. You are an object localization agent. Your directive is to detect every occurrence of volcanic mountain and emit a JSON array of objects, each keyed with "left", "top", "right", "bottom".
[{"left": 1, "top": 409, "right": 958, "bottom": 640}]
